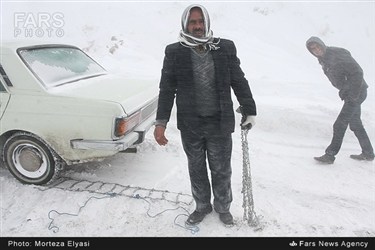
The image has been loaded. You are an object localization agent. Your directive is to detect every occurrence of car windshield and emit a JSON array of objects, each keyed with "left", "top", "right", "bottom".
[{"left": 18, "top": 46, "right": 107, "bottom": 87}]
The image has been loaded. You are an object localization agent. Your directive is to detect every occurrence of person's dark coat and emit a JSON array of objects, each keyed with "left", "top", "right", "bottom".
[
  {"left": 306, "top": 36, "right": 368, "bottom": 103},
  {"left": 156, "top": 38, "right": 256, "bottom": 133}
]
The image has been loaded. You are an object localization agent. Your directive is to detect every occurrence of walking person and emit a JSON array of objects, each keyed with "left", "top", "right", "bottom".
[
  {"left": 306, "top": 36, "right": 374, "bottom": 164},
  {"left": 153, "top": 4, "right": 257, "bottom": 225}
]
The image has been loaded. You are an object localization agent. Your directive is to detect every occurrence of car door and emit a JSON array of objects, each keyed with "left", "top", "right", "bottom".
[{"left": 0, "top": 79, "right": 10, "bottom": 120}]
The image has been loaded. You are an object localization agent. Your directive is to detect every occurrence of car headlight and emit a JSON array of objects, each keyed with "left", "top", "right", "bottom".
[{"left": 114, "top": 112, "right": 141, "bottom": 138}]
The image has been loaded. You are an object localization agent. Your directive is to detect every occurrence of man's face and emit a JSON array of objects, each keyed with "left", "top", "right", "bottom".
[
  {"left": 308, "top": 43, "right": 325, "bottom": 57},
  {"left": 187, "top": 8, "right": 205, "bottom": 38}
]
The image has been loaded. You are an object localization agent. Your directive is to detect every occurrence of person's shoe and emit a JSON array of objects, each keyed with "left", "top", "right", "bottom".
[
  {"left": 350, "top": 153, "right": 374, "bottom": 161},
  {"left": 186, "top": 206, "right": 213, "bottom": 225},
  {"left": 219, "top": 212, "right": 234, "bottom": 226},
  {"left": 314, "top": 154, "right": 335, "bottom": 164}
]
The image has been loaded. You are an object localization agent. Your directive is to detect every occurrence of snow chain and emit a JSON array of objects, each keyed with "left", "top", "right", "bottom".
[{"left": 241, "top": 128, "right": 260, "bottom": 228}]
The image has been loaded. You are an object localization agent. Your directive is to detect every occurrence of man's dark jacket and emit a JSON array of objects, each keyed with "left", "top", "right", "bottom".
[
  {"left": 306, "top": 36, "right": 368, "bottom": 102},
  {"left": 156, "top": 38, "right": 257, "bottom": 133}
]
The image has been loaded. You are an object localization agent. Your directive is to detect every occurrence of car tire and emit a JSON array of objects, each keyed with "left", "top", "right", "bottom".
[{"left": 4, "top": 132, "right": 61, "bottom": 185}]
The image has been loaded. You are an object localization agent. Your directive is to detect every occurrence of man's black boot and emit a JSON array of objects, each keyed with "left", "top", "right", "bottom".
[
  {"left": 350, "top": 153, "right": 374, "bottom": 161},
  {"left": 314, "top": 154, "right": 335, "bottom": 164},
  {"left": 186, "top": 206, "right": 213, "bottom": 225},
  {"left": 219, "top": 212, "right": 234, "bottom": 226}
]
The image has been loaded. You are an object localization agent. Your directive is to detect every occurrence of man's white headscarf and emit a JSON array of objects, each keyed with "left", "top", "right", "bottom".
[{"left": 178, "top": 4, "right": 220, "bottom": 50}]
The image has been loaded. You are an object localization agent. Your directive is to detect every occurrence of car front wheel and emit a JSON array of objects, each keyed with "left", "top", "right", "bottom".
[{"left": 4, "top": 132, "right": 61, "bottom": 185}]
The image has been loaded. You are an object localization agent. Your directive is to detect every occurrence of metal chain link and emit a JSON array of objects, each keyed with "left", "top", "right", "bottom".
[{"left": 241, "top": 128, "right": 260, "bottom": 228}]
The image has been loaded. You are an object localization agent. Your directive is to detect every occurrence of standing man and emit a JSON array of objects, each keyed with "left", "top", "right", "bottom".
[
  {"left": 154, "top": 4, "right": 256, "bottom": 226},
  {"left": 306, "top": 36, "right": 374, "bottom": 164}
]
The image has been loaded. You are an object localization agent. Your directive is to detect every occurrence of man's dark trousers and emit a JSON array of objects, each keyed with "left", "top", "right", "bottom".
[
  {"left": 181, "top": 116, "right": 233, "bottom": 214},
  {"left": 326, "top": 89, "right": 374, "bottom": 157}
]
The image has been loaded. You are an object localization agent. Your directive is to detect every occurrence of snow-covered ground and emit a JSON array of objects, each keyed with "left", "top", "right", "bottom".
[{"left": 1, "top": 0, "right": 374, "bottom": 240}]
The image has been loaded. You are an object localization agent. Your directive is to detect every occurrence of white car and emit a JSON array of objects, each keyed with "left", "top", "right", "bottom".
[{"left": 0, "top": 41, "right": 158, "bottom": 185}]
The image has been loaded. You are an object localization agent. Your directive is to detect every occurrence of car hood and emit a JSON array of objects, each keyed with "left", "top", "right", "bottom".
[{"left": 48, "top": 74, "right": 158, "bottom": 114}]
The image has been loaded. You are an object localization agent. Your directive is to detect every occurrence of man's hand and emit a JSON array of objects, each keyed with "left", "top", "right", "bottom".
[
  {"left": 241, "top": 115, "right": 256, "bottom": 130},
  {"left": 154, "top": 126, "right": 168, "bottom": 146}
]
